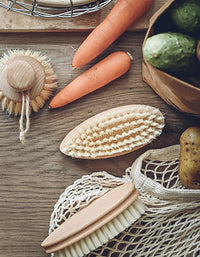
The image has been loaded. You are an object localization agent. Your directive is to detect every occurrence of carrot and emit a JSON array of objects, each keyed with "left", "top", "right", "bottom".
[
  {"left": 72, "top": 0, "right": 154, "bottom": 68},
  {"left": 49, "top": 51, "right": 132, "bottom": 109}
]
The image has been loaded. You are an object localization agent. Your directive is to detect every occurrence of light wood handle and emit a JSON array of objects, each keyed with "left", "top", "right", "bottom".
[
  {"left": 6, "top": 60, "right": 35, "bottom": 92},
  {"left": 41, "top": 183, "right": 138, "bottom": 253}
]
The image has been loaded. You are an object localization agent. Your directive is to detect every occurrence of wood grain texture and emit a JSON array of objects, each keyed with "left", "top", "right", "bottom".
[
  {"left": 0, "top": 30, "right": 200, "bottom": 257},
  {"left": 0, "top": 0, "right": 166, "bottom": 32}
]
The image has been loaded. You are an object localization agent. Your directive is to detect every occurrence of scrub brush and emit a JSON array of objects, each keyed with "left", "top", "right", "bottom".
[
  {"left": 0, "top": 49, "right": 57, "bottom": 143},
  {"left": 41, "top": 182, "right": 146, "bottom": 257},
  {"left": 60, "top": 105, "right": 165, "bottom": 159}
]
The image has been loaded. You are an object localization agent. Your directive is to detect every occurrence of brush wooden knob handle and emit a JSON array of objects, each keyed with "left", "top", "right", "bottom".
[{"left": 6, "top": 60, "right": 35, "bottom": 92}]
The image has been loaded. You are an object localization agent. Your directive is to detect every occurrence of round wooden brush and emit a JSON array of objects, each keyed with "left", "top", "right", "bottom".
[
  {"left": 41, "top": 182, "right": 146, "bottom": 257},
  {"left": 0, "top": 49, "right": 57, "bottom": 143}
]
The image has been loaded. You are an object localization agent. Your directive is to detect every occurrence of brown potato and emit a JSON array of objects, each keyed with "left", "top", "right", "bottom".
[
  {"left": 197, "top": 40, "right": 200, "bottom": 63},
  {"left": 179, "top": 127, "right": 200, "bottom": 189}
]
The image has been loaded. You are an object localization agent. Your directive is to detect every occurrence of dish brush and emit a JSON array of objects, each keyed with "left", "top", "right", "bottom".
[
  {"left": 41, "top": 182, "right": 146, "bottom": 257},
  {"left": 0, "top": 49, "right": 57, "bottom": 143},
  {"left": 60, "top": 105, "right": 165, "bottom": 159}
]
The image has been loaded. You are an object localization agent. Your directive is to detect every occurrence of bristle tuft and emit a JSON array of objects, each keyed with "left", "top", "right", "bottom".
[
  {"left": 7, "top": 100, "right": 15, "bottom": 115},
  {"left": 14, "top": 102, "right": 22, "bottom": 116},
  {"left": 45, "top": 75, "right": 57, "bottom": 83},
  {"left": 39, "top": 89, "right": 52, "bottom": 100},
  {"left": 1, "top": 96, "right": 9, "bottom": 110},
  {"left": 35, "top": 95, "right": 45, "bottom": 108},
  {"left": 30, "top": 99, "right": 40, "bottom": 112},
  {"left": 44, "top": 82, "right": 58, "bottom": 90}
]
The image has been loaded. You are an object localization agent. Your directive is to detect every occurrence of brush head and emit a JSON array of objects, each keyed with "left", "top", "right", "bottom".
[
  {"left": 0, "top": 49, "right": 57, "bottom": 116},
  {"left": 60, "top": 105, "right": 165, "bottom": 159},
  {"left": 41, "top": 182, "right": 144, "bottom": 256}
]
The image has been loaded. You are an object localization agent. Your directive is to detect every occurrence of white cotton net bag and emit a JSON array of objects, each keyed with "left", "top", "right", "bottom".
[
  {"left": 48, "top": 145, "right": 200, "bottom": 257},
  {"left": 49, "top": 172, "right": 130, "bottom": 234}
]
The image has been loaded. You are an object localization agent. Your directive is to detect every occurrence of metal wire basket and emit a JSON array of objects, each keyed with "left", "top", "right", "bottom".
[{"left": 0, "top": 0, "right": 112, "bottom": 18}]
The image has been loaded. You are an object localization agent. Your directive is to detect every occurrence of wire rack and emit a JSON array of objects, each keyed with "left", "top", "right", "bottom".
[{"left": 0, "top": 0, "right": 112, "bottom": 18}]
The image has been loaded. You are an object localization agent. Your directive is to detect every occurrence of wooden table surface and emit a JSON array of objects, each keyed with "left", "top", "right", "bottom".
[
  {"left": 0, "top": 0, "right": 166, "bottom": 32},
  {"left": 0, "top": 2, "right": 200, "bottom": 257}
]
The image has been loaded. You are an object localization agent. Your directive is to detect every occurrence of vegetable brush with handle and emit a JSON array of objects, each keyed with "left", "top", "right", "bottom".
[
  {"left": 0, "top": 49, "right": 57, "bottom": 143},
  {"left": 60, "top": 105, "right": 165, "bottom": 159},
  {"left": 41, "top": 182, "right": 146, "bottom": 257}
]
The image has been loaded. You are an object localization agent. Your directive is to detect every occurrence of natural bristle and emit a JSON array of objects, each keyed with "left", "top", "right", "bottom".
[
  {"left": 53, "top": 198, "right": 145, "bottom": 257},
  {"left": 0, "top": 49, "right": 57, "bottom": 116},
  {"left": 60, "top": 105, "right": 165, "bottom": 159},
  {"left": 14, "top": 102, "right": 22, "bottom": 116}
]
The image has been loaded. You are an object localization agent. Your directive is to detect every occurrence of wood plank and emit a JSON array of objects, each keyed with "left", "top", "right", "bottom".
[{"left": 0, "top": 0, "right": 167, "bottom": 32}]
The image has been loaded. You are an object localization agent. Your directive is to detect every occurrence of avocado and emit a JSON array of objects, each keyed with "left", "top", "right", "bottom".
[
  {"left": 170, "top": 0, "right": 200, "bottom": 35},
  {"left": 143, "top": 32, "right": 197, "bottom": 74}
]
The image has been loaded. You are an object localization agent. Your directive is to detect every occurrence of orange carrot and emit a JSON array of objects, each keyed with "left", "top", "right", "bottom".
[
  {"left": 49, "top": 51, "right": 132, "bottom": 109},
  {"left": 72, "top": 0, "right": 154, "bottom": 68}
]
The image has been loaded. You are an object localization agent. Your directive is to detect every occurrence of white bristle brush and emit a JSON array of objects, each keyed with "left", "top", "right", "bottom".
[
  {"left": 0, "top": 49, "right": 57, "bottom": 143},
  {"left": 60, "top": 105, "right": 165, "bottom": 159},
  {"left": 41, "top": 182, "right": 145, "bottom": 257}
]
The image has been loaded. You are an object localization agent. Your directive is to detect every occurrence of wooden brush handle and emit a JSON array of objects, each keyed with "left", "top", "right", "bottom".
[
  {"left": 0, "top": 55, "right": 46, "bottom": 102},
  {"left": 41, "top": 183, "right": 139, "bottom": 253},
  {"left": 6, "top": 60, "right": 35, "bottom": 92}
]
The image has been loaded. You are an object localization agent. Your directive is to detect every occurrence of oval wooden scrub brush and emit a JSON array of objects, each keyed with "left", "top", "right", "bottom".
[
  {"left": 0, "top": 49, "right": 57, "bottom": 143},
  {"left": 60, "top": 105, "right": 165, "bottom": 159},
  {"left": 41, "top": 182, "right": 146, "bottom": 257}
]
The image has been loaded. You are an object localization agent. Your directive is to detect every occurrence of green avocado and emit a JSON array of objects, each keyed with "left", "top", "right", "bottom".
[
  {"left": 143, "top": 32, "right": 197, "bottom": 74},
  {"left": 170, "top": 0, "right": 200, "bottom": 35}
]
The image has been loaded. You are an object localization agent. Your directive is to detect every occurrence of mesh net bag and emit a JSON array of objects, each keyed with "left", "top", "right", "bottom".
[{"left": 49, "top": 145, "right": 200, "bottom": 257}]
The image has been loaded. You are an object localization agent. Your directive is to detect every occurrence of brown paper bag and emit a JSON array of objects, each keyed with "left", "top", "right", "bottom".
[{"left": 142, "top": 0, "right": 200, "bottom": 118}]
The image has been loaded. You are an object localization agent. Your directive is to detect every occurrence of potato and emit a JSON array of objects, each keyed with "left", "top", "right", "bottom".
[
  {"left": 197, "top": 40, "right": 200, "bottom": 63},
  {"left": 179, "top": 127, "right": 200, "bottom": 189}
]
